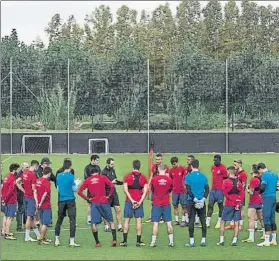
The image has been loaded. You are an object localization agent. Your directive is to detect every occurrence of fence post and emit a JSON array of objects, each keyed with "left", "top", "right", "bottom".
[
  {"left": 147, "top": 59, "right": 150, "bottom": 153},
  {"left": 67, "top": 58, "right": 70, "bottom": 155},
  {"left": 10, "top": 58, "right": 13, "bottom": 155},
  {"left": 225, "top": 59, "right": 229, "bottom": 154}
]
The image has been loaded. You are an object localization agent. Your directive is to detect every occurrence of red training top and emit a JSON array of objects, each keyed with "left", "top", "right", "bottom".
[
  {"left": 249, "top": 177, "right": 262, "bottom": 205},
  {"left": 2, "top": 173, "right": 17, "bottom": 204},
  {"left": 151, "top": 164, "right": 169, "bottom": 177},
  {"left": 22, "top": 170, "right": 37, "bottom": 199},
  {"left": 78, "top": 174, "right": 114, "bottom": 204},
  {"left": 36, "top": 177, "right": 51, "bottom": 209},
  {"left": 151, "top": 175, "right": 173, "bottom": 206},
  {"left": 123, "top": 170, "right": 147, "bottom": 202},
  {"left": 169, "top": 166, "right": 186, "bottom": 194},
  {"left": 222, "top": 178, "right": 244, "bottom": 207},
  {"left": 211, "top": 164, "right": 228, "bottom": 190}
]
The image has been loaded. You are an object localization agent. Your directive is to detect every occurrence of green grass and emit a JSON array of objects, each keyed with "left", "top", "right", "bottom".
[{"left": 1, "top": 153, "right": 279, "bottom": 260}]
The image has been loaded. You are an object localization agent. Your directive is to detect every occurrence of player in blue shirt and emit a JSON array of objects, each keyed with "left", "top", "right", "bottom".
[
  {"left": 55, "top": 159, "right": 81, "bottom": 248},
  {"left": 256, "top": 163, "right": 278, "bottom": 247},
  {"left": 185, "top": 159, "right": 209, "bottom": 247}
]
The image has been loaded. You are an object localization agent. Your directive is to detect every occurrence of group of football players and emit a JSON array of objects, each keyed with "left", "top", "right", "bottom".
[{"left": 1, "top": 153, "right": 279, "bottom": 248}]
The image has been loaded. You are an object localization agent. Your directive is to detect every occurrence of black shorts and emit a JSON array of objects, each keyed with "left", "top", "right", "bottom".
[
  {"left": 58, "top": 200, "right": 76, "bottom": 218},
  {"left": 109, "top": 193, "right": 120, "bottom": 207}
]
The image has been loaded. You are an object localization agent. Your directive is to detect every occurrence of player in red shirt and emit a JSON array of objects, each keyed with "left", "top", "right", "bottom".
[
  {"left": 120, "top": 160, "right": 148, "bottom": 247},
  {"left": 217, "top": 166, "right": 244, "bottom": 246},
  {"left": 35, "top": 166, "right": 52, "bottom": 245},
  {"left": 234, "top": 160, "right": 247, "bottom": 230},
  {"left": 2, "top": 163, "right": 21, "bottom": 240},
  {"left": 169, "top": 157, "right": 188, "bottom": 227},
  {"left": 150, "top": 164, "right": 174, "bottom": 247},
  {"left": 242, "top": 164, "right": 265, "bottom": 243},
  {"left": 206, "top": 155, "right": 227, "bottom": 229},
  {"left": 145, "top": 153, "right": 169, "bottom": 223},
  {"left": 16, "top": 160, "right": 41, "bottom": 242},
  {"left": 78, "top": 166, "right": 117, "bottom": 247}
]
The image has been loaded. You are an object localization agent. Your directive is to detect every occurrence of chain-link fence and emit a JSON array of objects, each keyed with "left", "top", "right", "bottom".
[{"left": 1, "top": 53, "right": 279, "bottom": 154}]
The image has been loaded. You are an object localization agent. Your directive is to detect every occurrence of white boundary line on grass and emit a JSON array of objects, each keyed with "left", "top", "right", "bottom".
[{"left": 2, "top": 156, "right": 13, "bottom": 163}]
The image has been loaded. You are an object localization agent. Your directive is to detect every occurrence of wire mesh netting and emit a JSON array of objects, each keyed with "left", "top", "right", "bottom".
[{"left": 1, "top": 1, "right": 279, "bottom": 154}]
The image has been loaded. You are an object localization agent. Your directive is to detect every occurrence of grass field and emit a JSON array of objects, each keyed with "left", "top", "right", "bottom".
[{"left": 1, "top": 153, "right": 279, "bottom": 260}]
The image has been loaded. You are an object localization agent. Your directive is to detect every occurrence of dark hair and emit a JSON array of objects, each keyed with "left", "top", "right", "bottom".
[
  {"left": 227, "top": 166, "right": 235, "bottom": 171},
  {"left": 170, "top": 157, "right": 178, "bottom": 164},
  {"left": 188, "top": 155, "right": 195, "bottom": 160},
  {"left": 90, "top": 166, "right": 100, "bottom": 175},
  {"left": 156, "top": 153, "right": 162, "bottom": 158},
  {"left": 9, "top": 163, "right": 20, "bottom": 172},
  {"left": 257, "top": 163, "right": 266, "bottom": 170},
  {"left": 214, "top": 154, "right": 221, "bottom": 160},
  {"left": 91, "top": 155, "right": 99, "bottom": 161},
  {"left": 31, "top": 160, "right": 39, "bottom": 166},
  {"left": 106, "top": 158, "right": 114, "bottom": 164},
  {"left": 133, "top": 160, "right": 141, "bottom": 170},
  {"left": 63, "top": 159, "right": 72, "bottom": 169},
  {"left": 191, "top": 159, "right": 199, "bottom": 169},
  {"left": 251, "top": 164, "right": 259, "bottom": 174},
  {"left": 43, "top": 167, "right": 52, "bottom": 175}
]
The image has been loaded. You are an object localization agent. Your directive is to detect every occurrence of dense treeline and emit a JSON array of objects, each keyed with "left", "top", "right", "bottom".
[{"left": 1, "top": 0, "right": 279, "bottom": 131}]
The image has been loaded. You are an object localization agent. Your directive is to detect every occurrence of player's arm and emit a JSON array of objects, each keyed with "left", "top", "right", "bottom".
[
  {"left": 185, "top": 175, "right": 195, "bottom": 199},
  {"left": 77, "top": 180, "right": 90, "bottom": 202},
  {"left": 247, "top": 180, "right": 255, "bottom": 195},
  {"left": 138, "top": 183, "right": 148, "bottom": 206},
  {"left": 123, "top": 182, "right": 136, "bottom": 204},
  {"left": 259, "top": 175, "right": 267, "bottom": 194},
  {"left": 34, "top": 188, "right": 39, "bottom": 206},
  {"left": 105, "top": 177, "right": 115, "bottom": 198},
  {"left": 15, "top": 177, "right": 25, "bottom": 193},
  {"left": 5, "top": 180, "right": 16, "bottom": 202},
  {"left": 239, "top": 183, "right": 245, "bottom": 202}
]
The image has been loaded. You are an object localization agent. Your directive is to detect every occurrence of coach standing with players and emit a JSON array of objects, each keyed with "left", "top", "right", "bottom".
[
  {"left": 185, "top": 159, "right": 209, "bottom": 247},
  {"left": 84, "top": 155, "right": 101, "bottom": 224},
  {"left": 101, "top": 158, "right": 123, "bottom": 232}
]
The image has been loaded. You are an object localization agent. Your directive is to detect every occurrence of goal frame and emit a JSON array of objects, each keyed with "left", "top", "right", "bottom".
[
  {"left": 21, "top": 135, "right": 53, "bottom": 154},
  {"left": 88, "top": 138, "right": 109, "bottom": 154}
]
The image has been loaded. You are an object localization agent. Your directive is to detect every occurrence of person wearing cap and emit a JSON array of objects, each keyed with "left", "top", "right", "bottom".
[
  {"left": 206, "top": 155, "right": 227, "bottom": 229},
  {"left": 185, "top": 159, "right": 209, "bottom": 247},
  {"left": 242, "top": 164, "right": 265, "bottom": 243},
  {"left": 256, "top": 163, "right": 278, "bottom": 247},
  {"left": 150, "top": 164, "right": 174, "bottom": 247}
]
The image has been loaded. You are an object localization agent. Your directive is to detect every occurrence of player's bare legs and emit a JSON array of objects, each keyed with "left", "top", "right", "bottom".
[
  {"left": 217, "top": 220, "right": 226, "bottom": 245},
  {"left": 150, "top": 222, "right": 159, "bottom": 246},
  {"left": 1, "top": 215, "right": 6, "bottom": 235},
  {"left": 114, "top": 205, "right": 123, "bottom": 230},
  {"left": 92, "top": 224, "right": 101, "bottom": 246},
  {"left": 239, "top": 209, "right": 245, "bottom": 230},
  {"left": 232, "top": 221, "right": 240, "bottom": 245},
  {"left": 173, "top": 206, "right": 179, "bottom": 225},
  {"left": 181, "top": 207, "right": 189, "bottom": 227},
  {"left": 25, "top": 216, "right": 40, "bottom": 241},
  {"left": 166, "top": 221, "right": 174, "bottom": 246},
  {"left": 136, "top": 217, "right": 145, "bottom": 246},
  {"left": 120, "top": 218, "right": 130, "bottom": 246},
  {"left": 5, "top": 217, "right": 16, "bottom": 239},
  {"left": 245, "top": 208, "right": 256, "bottom": 242}
]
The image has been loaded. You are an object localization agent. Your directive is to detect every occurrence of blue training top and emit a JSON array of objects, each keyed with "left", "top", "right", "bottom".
[
  {"left": 261, "top": 170, "right": 279, "bottom": 198},
  {"left": 185, "top": 170, "right": 208, "bottom": 200},
  {"left": 56, "top": 171, "right": 77, "bottom": 202}
]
